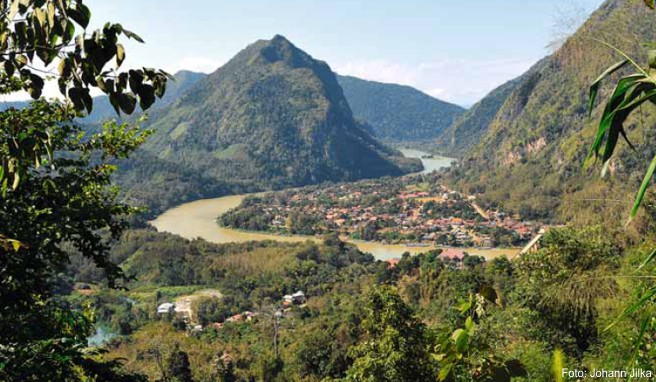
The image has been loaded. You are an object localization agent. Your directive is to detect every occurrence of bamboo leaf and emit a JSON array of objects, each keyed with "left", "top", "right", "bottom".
[
  {"left": 589, "top": 59, "right": 629, "bottom": 116},
  {"left": 629, "top": 151, "right": 656, "bottom": 222},
  {"left": 606, "top": 285, "right": 656, "bottom": 330},
  {"left": 637, "top": 248, "right": 656, "bottom": 272}
]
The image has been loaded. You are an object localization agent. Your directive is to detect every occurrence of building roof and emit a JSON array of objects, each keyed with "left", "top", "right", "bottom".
[
  {"left": 157, "top": 303, "right": 175, "bottom": 313},
  {"left": 440, "top": 248, "right": 465, "bottom": 260},
  {"left": 386, "top": 258, "right": 401, "bottom": 269}
]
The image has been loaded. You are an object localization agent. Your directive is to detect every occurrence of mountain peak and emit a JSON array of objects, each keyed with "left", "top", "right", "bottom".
[{"left": 256, "top": 34, "right": 316, "bottom": 69}]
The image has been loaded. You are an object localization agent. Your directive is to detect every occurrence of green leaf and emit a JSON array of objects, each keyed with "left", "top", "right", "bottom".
[
  {"left": 116, "top": 43, "right": 125, "bottom": 67},
  {"left": 586, "top": 74, "right": 644, "bottom": 162},
  {"left": 122, "top": 28, "right": 144, "bottom": 43},
  {"left": 606, "top": 285, "right": 656, "bottom": 330},
  {"left": 452, "top": 329, "right": 469, "bottom": 353},
  {"left": 589, "top": 59, "right": 629, "bottom": 117},
  {"left": 637, "top": 248, "right": 656, "bottom": 272},
  {"left": 630, "top": 151, "right": 656, "bottom": 221}
]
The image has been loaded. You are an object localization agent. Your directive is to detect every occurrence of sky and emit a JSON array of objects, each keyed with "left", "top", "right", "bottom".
[{"left": 12, "top": 0, "right": 607, "bottom": 107}]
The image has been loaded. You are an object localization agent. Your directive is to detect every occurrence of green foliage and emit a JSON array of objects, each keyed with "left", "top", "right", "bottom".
[
  {"left": 117, "top": 35, "right": 421, "bottom": 216},
  {"left": 435, "top": 74, "right": 525, "bottom": 157},
  {"left": 0, "top": 1, "right": 168, "bottom": 379},
  {"left": 345, "top": 287, "right": 437, "bottom": 382},
  {"left": 337, "top": 75, "right": 465, "bottom": 145},
  {"left": 448, "top": 0, "right": 656, "bottom": 222}
]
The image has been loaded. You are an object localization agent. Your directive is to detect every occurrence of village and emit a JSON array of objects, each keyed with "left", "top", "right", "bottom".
[
  {"left": 155, "top": 289, "right": 308, "bottom": 333},
  {"left": 222, "top": 178, "right": 539, "bottom": 249}
]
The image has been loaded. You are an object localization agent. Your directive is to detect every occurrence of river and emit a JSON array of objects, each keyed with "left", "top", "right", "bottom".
[{"left": 150, "top": 149, "right": 519, "bottom": 260}]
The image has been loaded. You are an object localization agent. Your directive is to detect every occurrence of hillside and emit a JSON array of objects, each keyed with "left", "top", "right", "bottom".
[
  {"left": 120, "top": 36, "right": 420, "bottom": 214},
  {"left": 337, "top": 75, "right": 465, "bottom": 146},
  {"left": 433, "top": 74, "right": 526, "bottom": 157},
  {"left": 448, "top": 0, "right": 656, "bottom": 222}
]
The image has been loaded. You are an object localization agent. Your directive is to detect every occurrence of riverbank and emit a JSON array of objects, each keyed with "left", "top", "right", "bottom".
[{"left": 150, "top": 149, "right": 520, "bottom": 260}]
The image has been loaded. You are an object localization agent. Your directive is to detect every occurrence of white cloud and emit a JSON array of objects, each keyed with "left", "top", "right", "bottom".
[{"left": 334, "top": 57, "right": 538, "bottom": 107}]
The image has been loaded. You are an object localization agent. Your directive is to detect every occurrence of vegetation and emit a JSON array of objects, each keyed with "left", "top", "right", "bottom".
[
  {"left": 115, "top": 35, "right": 422, "bottom": 217},
  {"left": 447, "top": 0, "right": 656, "bottom": 223},
  {"left": 0, "top": 0, "right": 170, "bottom": 379},
  {"left": 337, "top": 75, "right": 465, "bottom": 147},
  {"left": 434, "top": 74, "right": 528, "bottom": 158}
]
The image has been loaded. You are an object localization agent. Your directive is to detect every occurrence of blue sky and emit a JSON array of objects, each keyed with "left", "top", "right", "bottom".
[{"left": 77, "top": 1, "right": 603, "bottom": 106}]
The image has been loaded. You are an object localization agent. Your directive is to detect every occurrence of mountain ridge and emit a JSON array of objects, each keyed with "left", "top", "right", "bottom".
[
  {"left": 120, "top": 35, "right": 421, "bottom": 213},
  {"left": 447, "top": 0, "right": 656, "bottom": 222},
  {"left": 337, "top": 74, "right": 465, "bottom": 147}
]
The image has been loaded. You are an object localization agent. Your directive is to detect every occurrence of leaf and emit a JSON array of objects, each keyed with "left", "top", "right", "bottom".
[
  {"left": 8, "top": 0, "right": 20, "bottom": 20},
  {"left": 646, "top": 0, "right": 655, "bottom": 10},
  {"left": 118, "top": 93, "right": 137, "bottom": 114},
  {"left": 637, "top": 248, "right": 656, "bottom": 272},
  {"left": 122, "top": 28, "right": 144, "bottom": 43},
  {"left": 12, "top": 172, "right": 19, "bottom": 190},
  {"left": 629, "top": 151, "right": 656, "bottom": 222},
  {"left": 606, "top": 285, "right": 656, "bottom": 330},
  {"left": 116, "top": 43, "right": 125, "bottom": 67},
  {"left": 589, "top": 59, "right": 629, "bottom": 117},
  {"left": 438, "top": 364, "right": 453, "bottom": 381},
  {"left": 11, "top": 240, "right": 20, "bottom": 252},
  {"left": 452, "top": 329, "right": 469, "bottom": 353},
  {"left": 137, "top": 84, "right": 155, "bottom": 110},
  {"left": 586, "top": 74, "right": 644, "bottom": 162}
]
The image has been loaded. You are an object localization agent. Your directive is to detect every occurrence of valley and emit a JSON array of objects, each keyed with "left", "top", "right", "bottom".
[
  {"left": 6, "top": 1, "right": 656, "bottom": 381},
  {"left": 150, "top": 150, "right": 522, "bottom": 261}
]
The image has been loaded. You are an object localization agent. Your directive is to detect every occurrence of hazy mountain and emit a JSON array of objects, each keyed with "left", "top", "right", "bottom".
[
  {"left": 0, "top": 70, "right": 206, "bottom": 124},
  {"left": 337, "top": 75, "right": 465, "bottom": 146},
  {"left": 449, "top": 0, "right": 656, "bottom": 221},
  {"left": 83, "top": 70, "right": 207, "bottom": 124},
  {"left": 120, "top": 35, "right": 420, "bottom": 213}
]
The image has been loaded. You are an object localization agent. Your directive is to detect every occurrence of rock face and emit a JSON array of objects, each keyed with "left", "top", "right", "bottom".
[
  {"left": 337, "top": 75, "right": 465, "bottom": 145},
  {"left": 448, "top": 0, "right": 656, "bottom": 220},
  {"left": 120, "top": 35, "right": 420, "bottom": 213}
]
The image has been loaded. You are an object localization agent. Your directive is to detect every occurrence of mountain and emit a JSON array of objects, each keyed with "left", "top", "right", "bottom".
[
  {"left": 448, "top": 0, "right": 656, "bottom": 222},
  {"left": 434, "top": 74, "right": 527, "bottom": 157},
  {"left": 337, "top": 75, "right": 465, "bottom": 146},
  {"left": 120, "top": 35, "right": 420, "bottom": 213},
  {"left": 0, "top": 70, "right": 207, "bottom": 124},
  {"left": 82, "top": 70, "right": 207, "bottom": 124}
]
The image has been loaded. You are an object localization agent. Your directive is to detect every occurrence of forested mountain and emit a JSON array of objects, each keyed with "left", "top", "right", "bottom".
[
  {"left": 434, "top": 72, "right": 531, "bottom": 157},
  {"left": 83, "top": 70, "right": 207, "bottom": 124},
  {"left": 448, "top": 0, "right": 656, "bottom": 221},
  {"left": 120, "top": 35, "right": 420, "bottom": 214},
  {"left": 337, "top": 75, "right": 465, "bottom": 145}
]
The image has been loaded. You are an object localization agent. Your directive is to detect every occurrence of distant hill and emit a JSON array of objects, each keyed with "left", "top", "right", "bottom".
[
  {"left": 448, "top": 0, "right": 656, "bottom": 222},
  {"left": 83, "top": 70, "right": 207, "bottom": 124},
  {"left": 337, "top": 75, "right": 465, "bottom": 146},
  {"left": 119, "top": 35, "right": 421, "bottom": 214},
  {"left": 0, "top": 70, "right": 206, "bottom": 124}
]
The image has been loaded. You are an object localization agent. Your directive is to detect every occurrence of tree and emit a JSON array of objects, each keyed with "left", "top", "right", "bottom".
[
  {"left": 0, "top": 0, "right": 169, "bottom": 380},
  {"left": 345, "top": 287, "right": 437, "bottom": 382},
  {"left": 167, "top": 347, "right": 194, "bottom": 382}
]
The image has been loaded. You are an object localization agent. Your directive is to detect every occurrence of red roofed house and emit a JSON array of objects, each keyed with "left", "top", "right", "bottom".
[
  {"left": 439, "top": 248, "right": 465, "bottom": 261},
  {"left": 386, "top": 258, "right": 401, "bottom": 269}
]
